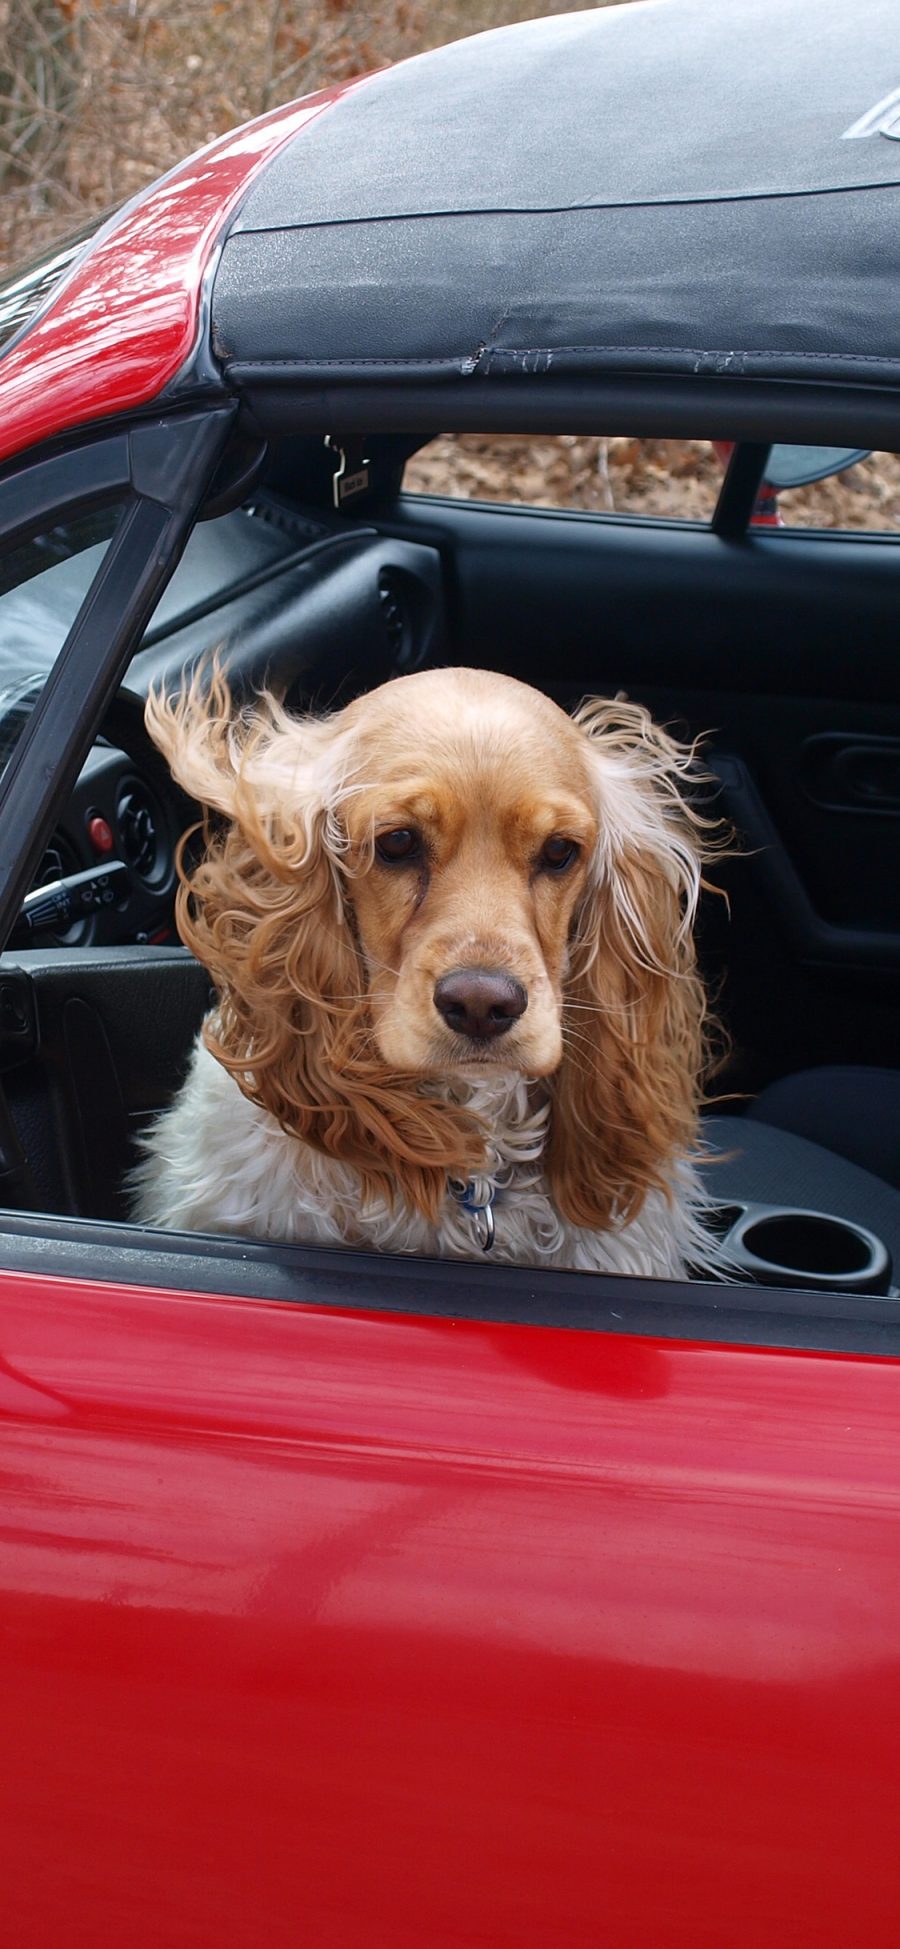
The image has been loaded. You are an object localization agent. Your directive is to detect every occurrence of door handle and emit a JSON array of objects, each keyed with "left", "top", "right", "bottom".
[
  {"left": 709, "top": 750, "right": 900, "bottom": 970},
  {"left": 801, "top": 734, "right": 900, "bottom": 812}
]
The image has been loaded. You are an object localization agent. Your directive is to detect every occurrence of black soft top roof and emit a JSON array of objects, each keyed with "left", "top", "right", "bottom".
[{"left": 211, "top": 0, "right": 900, "bottom": 421}]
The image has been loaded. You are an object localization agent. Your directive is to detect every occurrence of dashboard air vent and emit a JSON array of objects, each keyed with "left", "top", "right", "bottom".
[{"left": 117, "top": 779, "right": 164, "bottom": 886}]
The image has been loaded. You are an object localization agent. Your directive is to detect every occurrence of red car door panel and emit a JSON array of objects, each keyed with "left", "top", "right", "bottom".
[{"left": 0, "top": 1266, "right": 898, "bottom": 1946}]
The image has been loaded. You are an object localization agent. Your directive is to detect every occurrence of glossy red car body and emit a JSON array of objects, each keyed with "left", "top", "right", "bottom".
[
  {"left": 0, "top": 82, "right": 362, "bottom": 467},
  {"left": 2, "top": 6, "right": 900, "bottom": 1943},
  {"left": 4, "top": 1269, "right": 900, "bottom": 1947}
]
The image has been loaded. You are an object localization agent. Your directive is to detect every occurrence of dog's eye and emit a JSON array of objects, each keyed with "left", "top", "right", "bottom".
[
  {"left": 375, "top": 827, "right": 421, "bottom": 864},
  {"left": 540, "top": 835, "right": 580, "bottom": 873}
]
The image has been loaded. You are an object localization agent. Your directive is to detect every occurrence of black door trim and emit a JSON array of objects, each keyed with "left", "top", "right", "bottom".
[{"left": 1, "top": 1208, "right": 899, "bottom": 1356}]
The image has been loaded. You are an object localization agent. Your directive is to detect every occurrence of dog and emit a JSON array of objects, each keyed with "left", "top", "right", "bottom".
[{"left": 131, "top": 664, "right": 722, "bottom": 1277}]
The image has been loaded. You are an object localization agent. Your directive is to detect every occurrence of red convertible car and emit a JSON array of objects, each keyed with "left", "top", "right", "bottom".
[{"left": 1, "top": 0, "right": 899, "bottom": 1941}]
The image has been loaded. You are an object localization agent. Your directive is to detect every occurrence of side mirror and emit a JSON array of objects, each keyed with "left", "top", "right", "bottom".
[{"left": 764, "top": 446, "right": 871, "bottom": 489}]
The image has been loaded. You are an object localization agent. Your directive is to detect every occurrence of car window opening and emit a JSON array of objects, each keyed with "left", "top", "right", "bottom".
[{"left": 0, "top": 430, "right": 897, "bottom": 1343}]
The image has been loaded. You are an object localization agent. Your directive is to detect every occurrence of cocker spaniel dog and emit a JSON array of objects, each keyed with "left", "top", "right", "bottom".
[{"left": 132, "top": 665, "right": 722, "bottom": 1277}]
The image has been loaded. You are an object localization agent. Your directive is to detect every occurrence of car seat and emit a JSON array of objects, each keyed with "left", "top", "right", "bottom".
[{"left": 746, "top": 1067, "right": 900, "bottom": 1191}]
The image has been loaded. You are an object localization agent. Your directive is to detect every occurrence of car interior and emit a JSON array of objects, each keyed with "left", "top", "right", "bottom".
[{"left": 0, "top": 428, "right": 898, "bottom": 1327}]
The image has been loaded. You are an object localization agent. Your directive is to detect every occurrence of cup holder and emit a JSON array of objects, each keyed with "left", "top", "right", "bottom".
[{"left": 714, "top": 1203, "right": 893, "bottom": 1295}]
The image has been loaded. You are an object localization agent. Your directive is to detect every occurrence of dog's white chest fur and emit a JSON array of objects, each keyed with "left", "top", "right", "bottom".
[{"left": 131, "top": 1037, "right": 711, "bottom": 1278}]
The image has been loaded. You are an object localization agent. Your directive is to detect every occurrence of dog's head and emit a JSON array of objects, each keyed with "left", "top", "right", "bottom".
[{"left": 147, "top": 665, "right": 716, "bottom": 1227}]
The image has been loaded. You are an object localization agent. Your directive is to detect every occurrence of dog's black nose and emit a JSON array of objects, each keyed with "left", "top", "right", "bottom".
[{"left": 434, "top": 968, "right": 528, "bottom": 1042}]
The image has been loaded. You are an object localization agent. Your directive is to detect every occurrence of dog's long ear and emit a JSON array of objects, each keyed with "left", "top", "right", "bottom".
[
  {"left": 546, "top": 698, "right": 716, "bottom": 1233},
  {"left": 145, "top": 667, "right": 483, "bottom": 1218}
]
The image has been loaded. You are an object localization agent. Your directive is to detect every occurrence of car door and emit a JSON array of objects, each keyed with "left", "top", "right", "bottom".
[
  {"left": 2, "top": 421, "right": 900, "bottom": 1948},
  {"left": 2, "top": 1228, "right": 900, "bottom": 1948}
]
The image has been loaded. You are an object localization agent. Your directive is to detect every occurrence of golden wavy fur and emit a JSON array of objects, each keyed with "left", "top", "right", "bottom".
[{"left": 145, "top": 664, "right": 719, "bottom": 1232}]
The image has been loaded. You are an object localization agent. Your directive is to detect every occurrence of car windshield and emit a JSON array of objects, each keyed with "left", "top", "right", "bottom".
[
  {"left": 0, "top": 509, "right": 121, "bottom": 697},
  {"left": 0, "top": 501, "right": 301, "bottom": 781}
]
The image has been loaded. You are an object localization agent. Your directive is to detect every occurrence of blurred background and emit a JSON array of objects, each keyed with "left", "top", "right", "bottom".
[
  {"left": 0, "top": 0, "right": 603, "bottom": 268},
  {"left": 1, "top": 0, "right": 897, "bottom": 526}
]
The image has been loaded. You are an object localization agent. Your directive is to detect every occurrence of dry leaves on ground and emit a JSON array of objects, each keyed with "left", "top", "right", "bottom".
[{"left": 405, "top": 436, "right": 900, "bottom": 531}]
